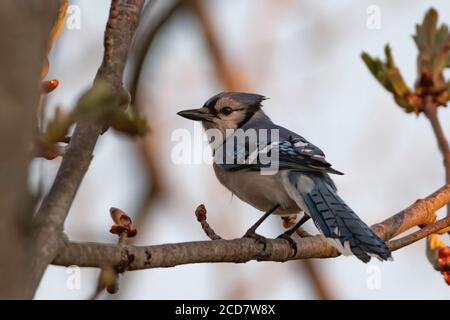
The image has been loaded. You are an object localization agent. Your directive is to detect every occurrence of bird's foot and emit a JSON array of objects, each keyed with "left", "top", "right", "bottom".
[
  {"left": 243, "top": 230, "right": 268, "bottom": 251},
  {"left": 277, "top": 233, "right": 297, "bottom": 257}
]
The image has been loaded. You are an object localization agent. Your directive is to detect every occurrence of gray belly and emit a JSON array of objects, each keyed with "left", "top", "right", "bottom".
[{"left": 213, "top": 164, "right": 300, "bottom": 215}]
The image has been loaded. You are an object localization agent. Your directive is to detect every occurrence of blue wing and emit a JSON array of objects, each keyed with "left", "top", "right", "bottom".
[{"left": 214, "top": 130, "right": 343, "bottom": 175}]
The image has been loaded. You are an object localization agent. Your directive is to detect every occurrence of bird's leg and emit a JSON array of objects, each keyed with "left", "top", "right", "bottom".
[
  {"left": 243, "top": 204, "right": 280, "bottom": 249},
  {"left": 277, "top": 213, "right": 311, "bottom": 257},
  {"left": 244, "top": 204, "right": 280, "bottom": 236}
]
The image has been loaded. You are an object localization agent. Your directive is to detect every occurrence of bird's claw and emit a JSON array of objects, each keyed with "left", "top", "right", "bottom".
[
  {"left": 243, "top": 230, "right": 268, "bottom": 251},
  {"left": 277, "top": 233, "right": 298, "bottom": 257}
]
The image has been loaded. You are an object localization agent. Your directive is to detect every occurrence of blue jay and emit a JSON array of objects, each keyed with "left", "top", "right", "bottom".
[{"left": 178, "top": 92, "right": 391, "bottom": 263}]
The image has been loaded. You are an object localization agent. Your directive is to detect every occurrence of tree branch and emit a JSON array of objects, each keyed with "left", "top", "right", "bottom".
[
  {"left": 388, "top": 215, "right": 450, "bottom": 251},
  {"left": 53, "top": 184, "right": 450, "bottom": 270},
  {"left": 370, "top": 184, "right": 446, "bottom": 240},
  {"left": 28, "top": 0, "right": 145, "bottom": 298}
]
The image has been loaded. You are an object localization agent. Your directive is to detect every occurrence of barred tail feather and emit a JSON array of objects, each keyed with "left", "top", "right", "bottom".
[{"left": 285, "top": 172, "right": 392, "bottom": 263}]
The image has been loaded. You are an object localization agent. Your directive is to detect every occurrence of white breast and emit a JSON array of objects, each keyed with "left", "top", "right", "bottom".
[{"left": 213, "top": 164, "right": 300, "bottom": 215}]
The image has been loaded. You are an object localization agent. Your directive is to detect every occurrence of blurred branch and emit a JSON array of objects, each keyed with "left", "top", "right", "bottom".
[
  {"left": 130, "top": 0, "right": 184, "bottom": 105},
  {"left": 28, "top": 0, "right": 146, "bottom": 298},
  {"left": 0, "top": 0, "right": 63, "bottom": 299},
  {"left": 126, "top": 1, "right": 185, "bottom": 230},
  {"left": 187, "top": 0, "right": 249, "bottom": 90},
  {"left": 301, "top": 260, "right": 333, "bottom": 300},
  {"left": 127, "top": 0, "right": 249, "bottom": 225},
  {"left": 53, "top": 184, "right": 450, "bottom": 269}
]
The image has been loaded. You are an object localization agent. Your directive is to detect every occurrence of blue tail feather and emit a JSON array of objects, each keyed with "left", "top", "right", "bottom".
[{"left": 290, "top": 173, "right": 391, "bottom": 263}]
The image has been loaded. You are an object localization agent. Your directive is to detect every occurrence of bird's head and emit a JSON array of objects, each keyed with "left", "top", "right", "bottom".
[{"left": 177, "top": 92, "right": 267, "bottom": 134}]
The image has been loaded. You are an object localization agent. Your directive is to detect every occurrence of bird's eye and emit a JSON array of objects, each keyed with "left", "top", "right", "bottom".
[{"left": 220, "top": 106, "right": 233, "bottom": 115}]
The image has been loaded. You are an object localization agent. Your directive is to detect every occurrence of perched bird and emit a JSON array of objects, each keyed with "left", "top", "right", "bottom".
[{"left": 177, "top": 92, "right": 392, "bottom": 263}]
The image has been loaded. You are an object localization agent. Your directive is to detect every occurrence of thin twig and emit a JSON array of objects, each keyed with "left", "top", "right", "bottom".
[
  {"left": 195, "top": 204, "right": 222, "bottom": 240},
  {"left": 388, "top": 215, "right": 450, "bottom": 251},
  {"left": 423, "top": 96, "right": 450, "bottom": 216}
]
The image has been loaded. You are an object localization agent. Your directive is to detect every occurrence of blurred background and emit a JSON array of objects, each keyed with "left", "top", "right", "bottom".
[{"left": 34, "top": 0, "right": 450, "bottom": 299}]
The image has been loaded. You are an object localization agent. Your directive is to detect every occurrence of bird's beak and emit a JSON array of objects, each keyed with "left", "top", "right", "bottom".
[{"left": 177, "top": 107, "right": 212, "bottom": 121}]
